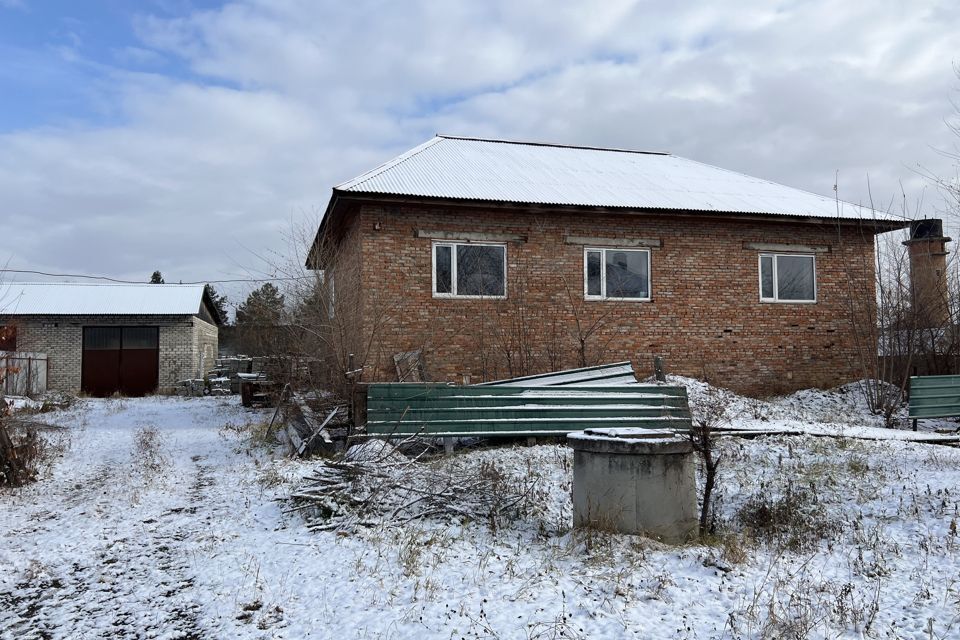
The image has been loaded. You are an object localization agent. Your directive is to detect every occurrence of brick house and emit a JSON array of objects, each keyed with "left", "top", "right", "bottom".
[
  {"left": 306, "top": 136, "right": 907, "bottom": 395},
  {"left": 0, "top": 283, "right": 221, "bottom": 396}
]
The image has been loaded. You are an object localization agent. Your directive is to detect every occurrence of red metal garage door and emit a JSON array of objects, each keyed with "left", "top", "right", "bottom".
[{"left": 81, "top": 327, "right": 159, "bottom": 397}]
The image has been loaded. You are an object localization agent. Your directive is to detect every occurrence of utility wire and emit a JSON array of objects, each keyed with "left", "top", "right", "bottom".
[{"left": 0, "top": 269, "right": 312, "bottom": 285}]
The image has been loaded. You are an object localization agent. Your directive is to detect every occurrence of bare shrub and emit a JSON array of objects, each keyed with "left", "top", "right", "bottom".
[
  {"left": 689, "top": 385, "right": 732, "bottom": 536},
  {"left": 1, "top": 421, "right": 71, "bottom": 487}
]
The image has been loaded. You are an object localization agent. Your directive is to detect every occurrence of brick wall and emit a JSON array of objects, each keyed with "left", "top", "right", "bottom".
[
  {"left": 192, "top": 316, "right": 219, "bottom": 377},
  {"left": 3, "top": 314, "right": 218, "bottom": 394},
  {"left": 329, "top": 203, "right": 878, "bottom": 396}
]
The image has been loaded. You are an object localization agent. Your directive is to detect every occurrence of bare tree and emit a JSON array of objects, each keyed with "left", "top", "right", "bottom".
[{"left": 688, "top": 385, "right": 730, "bottom": 536}]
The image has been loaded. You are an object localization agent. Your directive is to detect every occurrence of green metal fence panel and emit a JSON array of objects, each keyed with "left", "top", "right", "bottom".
[
  {"left": 909, "top": 375, "right": 960, "bottom": 419},
  {"left": 366, "top": 383, "right": 692, "bottom": 437}
]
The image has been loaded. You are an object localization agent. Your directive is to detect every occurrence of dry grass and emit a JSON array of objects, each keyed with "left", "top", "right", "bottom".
[{"left": 132, "top": 426, "right": 166, "bottom": 478}]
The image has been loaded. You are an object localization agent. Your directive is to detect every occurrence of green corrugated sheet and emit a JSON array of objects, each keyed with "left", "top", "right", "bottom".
[
  {"left": 909, "top": 375, "right": 960, "bottom": 419},
  {"left": 366, "top": 383, "right": 692, "bottom": 437}
]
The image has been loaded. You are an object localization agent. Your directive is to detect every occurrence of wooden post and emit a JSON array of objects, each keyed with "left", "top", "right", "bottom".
[
  {"left": 443, "top": 437, "right": 454, "bottom": 455},
  {"left": 347, "top": 353, "right": 356, "bottom": 437},
  {"left": 653, "top": 356, "right": 666, "bottom": 382}
]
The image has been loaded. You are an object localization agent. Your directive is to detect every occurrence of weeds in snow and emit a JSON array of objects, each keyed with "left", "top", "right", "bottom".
[
  {"left": 132, "top": 426, "right": 167, "bottom": 479},
  {"left": 219, "top": 419, "right": 277, "bottom": 452}
]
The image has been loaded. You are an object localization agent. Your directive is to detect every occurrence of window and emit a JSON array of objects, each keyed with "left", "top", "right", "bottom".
[
  {"left": 433, "top": 242, "right": 506, "bottom": 298},
  {"left": 584, "top": 248, "right": 651, "bottom": 300},
  {"left": 759, "top": 253, "right": 816, "bottom": 302}
]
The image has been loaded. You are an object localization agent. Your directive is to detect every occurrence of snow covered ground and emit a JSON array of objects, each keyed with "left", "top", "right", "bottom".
[{"left": 2, "top": 385, "right": 960, "bottom": 639}]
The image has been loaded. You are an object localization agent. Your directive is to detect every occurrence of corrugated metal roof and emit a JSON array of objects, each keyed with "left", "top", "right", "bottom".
[
  {"left": 0, "top": 282, "right": 207, "bottom": 316},
  {"left": 478, "top": 362, "right": 640, "bottom": 387},
  {"left": 336, "top": 135, "right": 901, "bottom": 221}
]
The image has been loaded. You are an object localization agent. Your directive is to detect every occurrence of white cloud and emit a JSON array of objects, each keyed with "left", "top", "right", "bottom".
[{"left": 2, "top": 0, "right": 959, "bottom": 304}]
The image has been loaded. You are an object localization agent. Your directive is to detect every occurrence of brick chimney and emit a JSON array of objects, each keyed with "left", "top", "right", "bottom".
[{"left": 903, "top": 219, "right": 951, "bottom": 328}]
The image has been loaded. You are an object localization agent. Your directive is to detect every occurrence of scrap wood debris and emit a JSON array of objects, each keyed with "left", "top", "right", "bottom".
[{"left": 288, "top": 438, "right": 545, "bottom": 531}]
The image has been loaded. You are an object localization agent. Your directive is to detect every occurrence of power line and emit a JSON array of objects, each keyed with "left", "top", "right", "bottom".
[{"left": 0, "top": 269, "right": 311, "bottom": 285}]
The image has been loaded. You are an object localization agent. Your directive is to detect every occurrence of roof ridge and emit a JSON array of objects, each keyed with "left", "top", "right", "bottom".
[
  {"left": 436, "top": 134, "right": 670, "bottom": 156},
  {"left": 334, "top": 136, "right": 446, "bottom": 191}
]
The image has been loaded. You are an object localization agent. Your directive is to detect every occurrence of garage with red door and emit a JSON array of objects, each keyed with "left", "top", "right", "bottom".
[{"left": 0, "top": 282, "right": 222, "bottom": 396}]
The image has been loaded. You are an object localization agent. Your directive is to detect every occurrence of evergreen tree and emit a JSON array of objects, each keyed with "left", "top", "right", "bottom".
[
  {"left": 204, "top": 284, "right": 230, "bottom": 324},
  {"left": 236, "top": 283, "right": 285, "bottom": 326},
  {"left": 149, "top": 271, "right": 165, "bottom": 284}
]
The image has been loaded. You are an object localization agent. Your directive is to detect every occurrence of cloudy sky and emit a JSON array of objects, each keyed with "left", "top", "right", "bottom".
[{"left": 1, "top": 0, "right": 958, "bottom": 308}]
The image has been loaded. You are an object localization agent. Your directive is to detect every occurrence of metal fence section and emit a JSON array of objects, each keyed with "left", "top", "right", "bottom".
[
  {"left": 0, "top": 351, "right": 48, "bottom": 396},
  {"left": 908, "top": 375, "right": 960, "bottom": 421},
  {"left": 365, "top": 383, "right": 691, "bottom": 438}
]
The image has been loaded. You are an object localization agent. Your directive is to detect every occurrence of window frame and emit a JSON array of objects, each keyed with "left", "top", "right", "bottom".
[
  {"left": 431, "top": 241, "right": 508, "bottom": 299},
  {"left": 583, "top": 247, "right": 652, "bottom": 302},
  {"left": 758, "top": 252, "right": 817, "bottom": 303}
]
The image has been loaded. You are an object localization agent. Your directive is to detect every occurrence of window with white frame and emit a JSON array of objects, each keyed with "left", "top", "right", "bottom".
[
  {"left": 584, "top": 247, "right": 651, "bottom": 300},
  {"left": 759, "top": 253, "right": 816, "bottom": 302},
  {"left": 433, "top": 242, "right": 506, "bottom": 298}
]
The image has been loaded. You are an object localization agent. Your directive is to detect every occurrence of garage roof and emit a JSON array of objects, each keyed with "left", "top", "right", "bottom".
[
  {"left": 0, "top": 283, "right": 210, "bottom": 317},
  {"left": 336, "top": 135, "right": 902, "bottom": 221}
]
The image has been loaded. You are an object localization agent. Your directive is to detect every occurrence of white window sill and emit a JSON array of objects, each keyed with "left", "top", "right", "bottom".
[
  {"left": 433, "top": 293, "right": 507, "bottom": 300},
  {"left": 760, "top": 299, "right": 817, "bottom": 304}
]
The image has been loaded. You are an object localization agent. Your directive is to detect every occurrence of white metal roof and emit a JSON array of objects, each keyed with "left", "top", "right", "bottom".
[
  {"left": 336, "top": 135, "right": 901, "bottom": 221},
  {"left": 0, "top": 282, "right": 207, "bottom": 316}
]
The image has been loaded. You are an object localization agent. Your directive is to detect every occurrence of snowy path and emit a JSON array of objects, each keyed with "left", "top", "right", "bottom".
[{"left": 0, "top": 397, "right": 271, "bottom": 639}]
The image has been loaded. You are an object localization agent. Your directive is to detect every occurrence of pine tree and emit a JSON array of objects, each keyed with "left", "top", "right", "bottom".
[
  {"left": 236, "top": 283, "right": 285, "bottom": 326},
  {"left": 204, "top": 284, "right": 230, "bottom": 324},
  {"left": 149, "top": 271, "right": 165, "bottom": 284}
]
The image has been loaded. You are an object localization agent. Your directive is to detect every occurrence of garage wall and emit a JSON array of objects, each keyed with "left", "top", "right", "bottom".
[
  {"left": 192, "top": 317, "right": 219, "bottom": 377},
  {"left": 8, "top": 319, "right": 82, "bottom": 392}
]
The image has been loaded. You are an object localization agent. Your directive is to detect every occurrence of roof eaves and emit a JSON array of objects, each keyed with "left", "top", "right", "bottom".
[
  {"left": 322, "top": 190, "right": 909, "bottom": 226},
  {"left": 335, "top": 136, "right": 446, "bottom": 192}
]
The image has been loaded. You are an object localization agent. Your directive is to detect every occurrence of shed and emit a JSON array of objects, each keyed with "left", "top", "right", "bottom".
[{"left": 0, "top": 282, "right": 222, "bottom": 396}]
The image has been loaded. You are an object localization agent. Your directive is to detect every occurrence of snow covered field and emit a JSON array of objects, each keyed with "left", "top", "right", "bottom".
[{"left": 2, "top": 384, "right": 960, "bottom": 639}]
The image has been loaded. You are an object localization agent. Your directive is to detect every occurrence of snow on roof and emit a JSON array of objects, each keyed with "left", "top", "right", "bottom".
[
  {"left": 0, "top": 282, "right": 207, "bottom": 316},
  {"left": 336, "top": 135, "right": 901, "bottom": 221}
]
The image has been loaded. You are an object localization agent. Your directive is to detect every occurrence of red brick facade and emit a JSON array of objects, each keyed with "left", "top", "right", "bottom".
[{"left": 320, "top": 200, "right": 879, "bottom": 396}]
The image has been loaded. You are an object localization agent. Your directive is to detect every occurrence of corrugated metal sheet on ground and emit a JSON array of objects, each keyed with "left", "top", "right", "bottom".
[
  {"left": 365, "top": 382, "right": 691, "bottom": 438},
  {"left": 909, "top": 375, "right": 960, "bottom": 419},
  {"left": 0, "top": 283, "right": 206, "bottom": 316},
  {"left": 337, "top": 136, "right": 901, "bottom": 221},
  {"left": 477, "top": 361, "right": 639, "bottom": 387}
]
